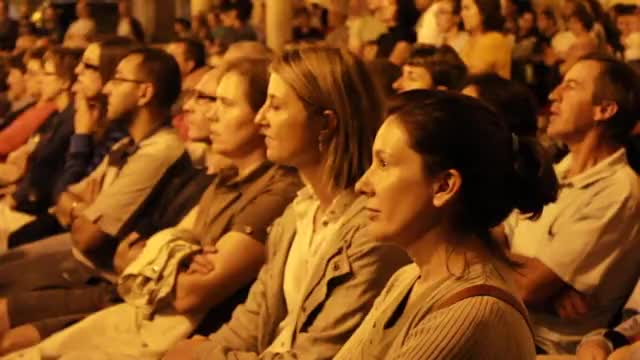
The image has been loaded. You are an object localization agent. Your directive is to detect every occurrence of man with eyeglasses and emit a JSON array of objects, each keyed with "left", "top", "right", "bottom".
[
  {"left": 0, "top": 48, "right": 191, "bottom": 354},
  {"left": 166, "top": 38, "right": 210, "bottom": 141}
]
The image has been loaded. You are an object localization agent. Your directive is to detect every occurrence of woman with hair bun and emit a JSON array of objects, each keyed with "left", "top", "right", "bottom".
[{"left": 336, "top": 90, "right": 558, "bottom": 359}]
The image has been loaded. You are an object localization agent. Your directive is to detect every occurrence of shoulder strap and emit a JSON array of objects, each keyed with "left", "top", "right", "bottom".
[{"left": 432, "top": 284, "right": 534, "bottom": 336}]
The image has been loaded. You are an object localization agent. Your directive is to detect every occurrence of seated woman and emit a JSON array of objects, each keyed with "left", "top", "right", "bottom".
[
  {"left": 1, "top": 57, "right": 301, "bottom": 358},
  {"left": 0, "top": 53, "right": 41, "bottom": 187},
  {"left": 336, "top": 90, "right": 558, "bottom": 359},
  {"left": 164, "top": 46, "right": 409, "bottom": 360},
  {"left": 460, "top": 0, "right": 513, "bottom": 78},
  {"left": 370, "top": 0, "right": 419, "bottom": 65},
  {"left": 0, "top": 48, "right": 57, "bottom": 158},
  {"left": 0, "top": 37, "right": 137, "bottom": 250},
  {"left": 0, "top": 47, "right": 82, "bottom": 251},
  {"left": 462, "top": 73, "right": 538, "bottom": 137},
  {"left": 392, "top": 44, "right": 468, "bottom": 93},
  {"left": 559, "top": 2, "right": 600, "bottom": 75}
]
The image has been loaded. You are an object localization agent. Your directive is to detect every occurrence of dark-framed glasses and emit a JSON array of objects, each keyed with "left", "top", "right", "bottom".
[
  {"left": 186, "top": 89, "right": 217, "bottom": 104},
  {"left": 109, "top": 76, "right": 149, "bottom": 85},
  {"left": 79, "top": 61, "right": 100, "bottom": 72}
]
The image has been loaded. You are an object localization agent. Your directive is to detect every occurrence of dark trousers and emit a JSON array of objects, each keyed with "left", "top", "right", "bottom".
[{"left": 0, "top": 234, "right": 120, "bottom": 338}]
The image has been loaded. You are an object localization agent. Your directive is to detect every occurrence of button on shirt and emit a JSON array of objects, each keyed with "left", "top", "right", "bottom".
[
  {"left": 506, "top": 149, "right": 640, "bottom": 354},
  {"left": 268, "top": 188, "right": 359, "bottom": 352}
]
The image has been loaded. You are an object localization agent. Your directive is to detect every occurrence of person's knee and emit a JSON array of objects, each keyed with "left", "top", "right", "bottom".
[
  {"left": 0, "top": 324, "right": 40, "bottom": 355},
  {"left": 0, "top": 298, "right": 9, "bottom": 334}
]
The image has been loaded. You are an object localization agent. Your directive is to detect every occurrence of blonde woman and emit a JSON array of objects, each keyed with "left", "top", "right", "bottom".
[{"left": 165, "top": 46, "right": 409, "bottom": 360}]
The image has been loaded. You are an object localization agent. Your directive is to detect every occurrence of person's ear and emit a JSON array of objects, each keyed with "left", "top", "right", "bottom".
[
  {"left": 137, "top": 82, "right": 155, "bottom": 107},
  {"left": 593, "top": 100, "right": 618, "bottom": 124},
  {"left": 432, "top": 169, "right": 462, "bottom": 208},
  {"left": 186, "top": 59, "right": 196, "bottom": 75},
  {"left": 318, "top": 109, "right": 337, "bottom": 151}
]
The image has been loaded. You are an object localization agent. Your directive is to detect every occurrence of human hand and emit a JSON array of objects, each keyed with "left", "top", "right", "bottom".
[
  {"left": 162, "top": 337, "right": 208, "bottom": 360},
  {"left": 576, "top": 338, "right": 611, "bottom": 360},
  {"left": 554, "top": 287, "right": 590, "bottom": 319},
  {"left": 186, "top": 246, "right": 218, "bottom": 275},
  {"left": 73, "top": 91, "right": 101, "bottom": 135}
]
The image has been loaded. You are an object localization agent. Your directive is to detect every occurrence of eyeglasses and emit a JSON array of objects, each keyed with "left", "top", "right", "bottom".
[
  {"left": 79, "top": 61, "right": 100, "bottom": 72},
  {"left": 185, "top": 90, "right": 217, "bottom": 104},
  {"left": 109, "top": 76, "right": 149, "bottom": 85},
  {"left": 41, "top": 70, "right": 58, "bottom": 77}
]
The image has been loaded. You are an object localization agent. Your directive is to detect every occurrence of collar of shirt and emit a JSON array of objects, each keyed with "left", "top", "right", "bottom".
[
  {"left": 217, "top": 160, "right": 273, "bottom": 188},
  {"left": 555, "top": 148, "right": 629, "bottom": 189},
  {"left": 293, "top": 187, "right": 360, "bottom": 227}
]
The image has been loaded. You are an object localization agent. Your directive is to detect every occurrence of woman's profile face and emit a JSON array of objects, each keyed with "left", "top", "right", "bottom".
[
  {"left": 257, "top": 72, "right": 323, "bottom": 169},
  {"left": 461, "top": 0, "right": 483, "bottom": 32},
  {"left": 25, "top": 59, "right": 43, "bottom": 99},
  {"left": 209, "top": 71, "right": 263, "bottom": 158},
  {"left": 372, "top": 0, "right": 399, "bottom": 27},
  {"left": 74, "top": 43, "right": 103, "bottom": 98},
  {"left": 356, "top": 116, "right": 436, "bottom": 245}
]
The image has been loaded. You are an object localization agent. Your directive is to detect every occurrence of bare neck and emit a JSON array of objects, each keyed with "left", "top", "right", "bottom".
[
  {"left": 128, "top": 107, "right": 168, "bottom": 144},
  {"left": 229, "top": 145, "right": 268, "bottom": 179},
  {"left": 565, "top": 131, "right": 621, "bottom": 178},
  {"left": 406, "top": 223, "right": 495, "bottom": 286},
  {"left": 298, "top": 160, "right": 341, "bottom": 211}
]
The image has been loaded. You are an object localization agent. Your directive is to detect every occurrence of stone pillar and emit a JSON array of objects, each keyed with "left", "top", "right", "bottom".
[
  {"left": 266, "top": 0, "right": 292, "bottom": 53},
  {"left": 132, "top": 0, "right": 175, "bottom": 43},
  {"left": 191, "top": 0, "right": 212, "bottom": 17}
]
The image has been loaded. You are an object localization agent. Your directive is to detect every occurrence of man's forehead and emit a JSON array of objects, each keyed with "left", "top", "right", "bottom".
[
  {"left": 116, "top": 54, "right": 142, "bottom": 74},
  {"left": 566, "top": 60, "right": 600, "bottom": 82}
]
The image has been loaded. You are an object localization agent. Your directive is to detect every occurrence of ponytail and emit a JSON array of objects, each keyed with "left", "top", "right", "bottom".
[{"left": 510, "top": 135, "right": 559, "bottom": 220}]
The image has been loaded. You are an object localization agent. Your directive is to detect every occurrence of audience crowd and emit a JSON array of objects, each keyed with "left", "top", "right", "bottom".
[{"left": 0, "top": 0, "right": 638, "bottom": 359}]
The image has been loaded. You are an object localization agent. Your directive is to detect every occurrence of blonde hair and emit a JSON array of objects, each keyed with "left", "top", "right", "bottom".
[{"left": 271, "top": 46, "right": 384, "bottom": 189}]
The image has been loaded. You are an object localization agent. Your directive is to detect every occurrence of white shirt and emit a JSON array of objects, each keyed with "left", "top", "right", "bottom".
[
  {"left": 64, "top": 18, "right": 96, "bottom": 42},
  {"left": 416, "top": 2, "right": 440, "bottom": 45},
  {"left": 507, "top": 149, "right": 640, "bottom": 354},
  {"left": 268, "top": 188, "right": 356, "bottom": 352}
]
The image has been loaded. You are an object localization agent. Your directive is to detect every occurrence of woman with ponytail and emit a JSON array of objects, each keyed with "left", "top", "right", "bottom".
[{"left": 336, "top": 90, "right": 558, "bottom": 359}]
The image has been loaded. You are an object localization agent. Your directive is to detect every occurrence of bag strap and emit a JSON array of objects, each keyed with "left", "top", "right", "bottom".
[{"left": 432, "top": 284, "right": 534, "bottom": 336}]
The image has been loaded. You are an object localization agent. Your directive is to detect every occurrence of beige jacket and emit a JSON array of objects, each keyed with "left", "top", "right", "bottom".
[{"left": 192, "top": 194, "right": 410, "bottom": 360}]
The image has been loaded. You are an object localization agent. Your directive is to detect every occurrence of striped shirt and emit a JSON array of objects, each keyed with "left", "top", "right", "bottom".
[{"left": 336, "top": 263, "right": 536, "bottom": 360}]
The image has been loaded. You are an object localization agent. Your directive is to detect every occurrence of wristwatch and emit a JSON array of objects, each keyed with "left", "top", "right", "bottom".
[{"left": 603, "top": 329, "right": 630, "bottom": 350}]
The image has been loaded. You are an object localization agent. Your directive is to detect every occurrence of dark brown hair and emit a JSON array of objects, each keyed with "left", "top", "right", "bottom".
[
  {"left": 473, "top": 0, "right": 505, "bottom": 32},
  {"left": 218, "top": 57, "right": 271, "bottom": 112},
  {"left": 95, "top": 36, "right": 140, "bottom": 83},
  {"left": 44, "top": 46, "right": 83, "bottom": 84},
  {"left": 583, "top": 54, "right": 640, "bottom": 145},
  {"left": 387, "top": 90, "right": 557, "bottom": 238},
  {"left": 126, "top": 47, "right": 182, "bottom": 109},
  {"left": 407, "top": 44, "right": 468, "bottom": 90}
]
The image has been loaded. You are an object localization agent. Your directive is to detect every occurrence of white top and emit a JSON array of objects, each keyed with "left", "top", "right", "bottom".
[
  {"left": 267, "top": 188, "right": 357, "bottom": 352},
  {"left": 64, "top": 18, "right": 96, "bottom": 44},
  {"left": 507, "top": 149, "right": 640, "bottom": 354},
  {"left": 416, "top": 2, "right": 440, "bottom": 45}
]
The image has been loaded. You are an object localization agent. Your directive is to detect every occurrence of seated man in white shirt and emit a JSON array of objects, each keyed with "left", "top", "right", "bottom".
[{"left": 503, "top": 54, "right": 640, "bottom": 355}]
